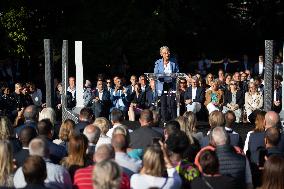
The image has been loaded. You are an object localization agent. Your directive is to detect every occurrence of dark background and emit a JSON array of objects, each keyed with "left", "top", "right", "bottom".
[{"left": 0, "top": 0, "right": 283, "bottom": 83}]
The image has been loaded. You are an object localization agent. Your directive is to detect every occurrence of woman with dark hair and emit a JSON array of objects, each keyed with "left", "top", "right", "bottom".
[
  {"left": 191, "top": 149, "right": 238, "bottom": 189},
  {"left": 128, "top": 83, "right": 145, "bottom": 121},
  {"left": 259, "top": 155, "right": 284, "bottom": 189}
]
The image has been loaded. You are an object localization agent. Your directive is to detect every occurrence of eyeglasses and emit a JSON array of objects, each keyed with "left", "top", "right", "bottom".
[{"left": 106, "top": 82, "right": 111, "bottom": 84}]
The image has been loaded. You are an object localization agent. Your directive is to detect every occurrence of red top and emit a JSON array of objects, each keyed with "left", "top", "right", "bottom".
[{"left": 73, "top": 165, "right": 130, "bottom": 189}]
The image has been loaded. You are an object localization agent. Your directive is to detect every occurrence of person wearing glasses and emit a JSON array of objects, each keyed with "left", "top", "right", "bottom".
[
  {"left": 204, "top": 80, "right": 224, "bottom": 114},
  {"left": 222, "top": 81, "right": 244, "bottom": 123}
]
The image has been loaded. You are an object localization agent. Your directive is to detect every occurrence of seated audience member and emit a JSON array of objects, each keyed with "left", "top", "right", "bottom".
[
  {"left": 222, "top": 81, "right": 244, "bottom": 123},
  {"left": 224, "top": 74, "right": 232, "bottom": 90},
  {"left": 183, "top": 111, "right": 203, "bottom": 143},
  {"left": 61, "top": 134, "right": 89, "bottom": 181},
  {"left": 21, "top": 155, "right": 48, "bottom": 189},
  {"left": 53, "top": 119, "right": 75, "bottom": 150},
  {"left": 130, "top": 144, "right": 182, "bottom": 189},
  {"left": 254, "top": 76, "right": 264, "bottom": 93},
  {"left": 272, "top": 76, "right": 282, "bottom": 113},
  {"left": 166, "top": 131, "right": 199, "bottom": 187},
  {"left": 224, "top": 111, "right": 243, "bottom": 148},
  {"left": 190, "top": 150, "right": 238, "bottom": 189},
  {"left": 0, "top": 116, "right": 21, "bottom": 154},
  {"left": 178, "top": 78, "right": 188, "bottom": 115},
  {"left": 14, "top": 105, "right": 38, "bottom": 137},
  {"left": 110, "top": 77, "right": 128, "bottom": 115},
  {"left": 107, "top": 108, "right": 131, "bottom": 138},
  {"left": 129, "top": 109, "right": 162, "bottom": 150},
  {"left": 75, "top": 108, "right": 93, "bottom": 133},
  {"left": 15, "top": 127, "right": 37, "bottom": 167},
  {"left": 145, "top": 79, "right": 158, "bottom": 110},
  {"left": 204, "top": 80, "right": 223, "bottom": 114},
  {"left": 184, "top": 76, "right": 205, "bottom": 114},
  {"left": 91, "top": 80, "right": 111, "bottom": 118},
  {"left": 112, "top": 134, "right": 142, "bottom": 177},
  {"left": 94, "top": 117, "right": 112, "bottom": 148},
  {"left": 126, "top": 75, "right": 138, "bottom": 97},
  {"left": 205, "top": 73, "right": 214, "bottom": 90},
  {"left": 93, "top": 160, "right": 122, "bottom": 189},
  {"left": 37, "top": 119, "right": 67, "bottom": 164},
  {"left": 259, "top": 155, "right": 284, "bottom": 189},
  {"left": 73, "top": 144, "right": 130, "bottom": 189},
  {"left": 83, "top": 125, "right": 101, "bottom": 158},
  {"left": 138, "top": 75, "right": 149, "bottom": 93},
  {"left": 244, "top": 82, "right": 263, "bottom": 122},
  {"left": 163, "top": 120, "right": 181, "bottom": 141},
  {"left": 210, "top": 126, "right": 252, "bottom": 188},
  {"left": 13, "top": 137, "right": 72, "bottom": 189},
  {"left": 128, "top": 83, "right": 146, "bottom": 121},
  {"left": 0, "top": 140, "right": 14, "bottom": 188}
]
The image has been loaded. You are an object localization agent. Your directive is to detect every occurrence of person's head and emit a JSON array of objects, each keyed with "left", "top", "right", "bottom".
[
  {"left": 0, "top": 140, "right": 13, "bottom": 185},
  {"left": 29, "top": 137, "right": 49, "bottom": 158},
  {"left": 166, "top": 130, "right": 189, "bottom": 158},
  {"left": 210, "top": 126, "right": 229, "bottom": 146},
  {"left": 130, "top": 75, "right": 137, "bottom": 86},
  {"left": 38, "top": 107, "right": 56, "bottom": 126},
  {"left": 164, "top": 120, "right": 180, "bottom": 140},
  {"left": 160, "top": 46, "right": 170, "bottom": 61},
  {"left": 0, "top": 116, "right": 13, "bottom": 140},
  {"left": 93, "top": 160, "right": 121, "bottom": 189},
  {"left": 15, "top": 83, "right": 23, "bottom": 94},
  {"left": 79, "top": 107, "right": 93, "bottom": 122},
  {"left": 142, "top": 145, "right": 164, "bottom": 177},
  {"left": 139, "top": 109, "right": 153, "bottom": 126},
  {"left": 245, "top": 70, "right": 251, "bottom": 79},
  {"left": 106, "top": 79, "right": 112, "bottom": 88},
  {"left": 110, "top": 108, "right": 124, "bottom": 124},
  {"left": 191, "top": 76, "right": 198, "bottom": 88},
  {"left": 69, "top": 77, "right": 75, "bottom": 88},
  {"left": 259, "top": 55, "right": 264, "bottom": 63},
  {"left": 261, "top": 155, "right": 284, "bottom": 189},
  {"left": 233, "top": 72, "right": 240, "bottom": 82},
  {"left": 83, "top": 125, "right": 101, "bottom": 144},
  {"left": 218, "top": 70, "right": 224, "bottom": 78},
  {"left": 94, "top": 144, "right": 115, "bottom": 163},
  {"left": 97, "top": 80, "right": 103, "bottom": 91},
  {"left": 199, "top": 150, "right": 219, "bottom": 175},
  {"left": 111, "top": 134, "right": 128, "bottom": 152},
  {"left": 175, "top": 116, "right": 194, "bottom": 144},
  {"left": 241, "top": 72, "right": 247, "bottom": 81},
  {"left": 265, "top": 127, "right": 281, "bottom": 148},
  {"left": 19, "top": 127, "right": 37, "bottom": 147},
  {"left": 149, "top": 79, "right": 155, "bottom": 90},
  {"left": 208, "top": 110, "right": 225, "bottom": 129},
  {"left": 206, "top": 74, "right": 214, "bottom": 85},
  {"left": 183, "top": 111, "right": 197, "bottom": 133},
  {"left": 24, "top": 105, "right": 38, "bottom": 121},
  {"left": 179, "top": 78, "right": 187, "bottom": 89},
  {"left": 254, "top": 110, "right": 266, "bottom": 132},
  {"left": 225, "top": 74, "right": 232, "bottom": 85},
  {"left": 211, "top": 80, "right": 219, "bottom": 91},
  {"left": 115, "top": 78, "right": 122, "bottom": 88},
  {"left": 139, "top": 75, "right": 147, "bottom": 86},
  {"left": 93, "top": 117, "right": 111, "bottom": 135},
  {"left": 59, "top": 119, "right": 75, "bottom": 142},
  {"left": 66, "top": 134, "right": 88, "bottom": 167},
  {"left": 22, "top": 155, "right": 47, "bottom": 185},
  {"left": 37, "top": 119, "right": 53, "bottom": 139},
  {"left": 134, "top": 83, "right": 142, "bottom": 93},
  {"left": 224, "top": 111, "right": 236, "bottom": 128},
  {"left": 248, "top": 81, "right": 257, "bottom": 94},
  {"left": 57, "top": 83, "right": 63, "bottom": 93},
  {"left": 229, "top": 81, "right": 238, "bottom": 92},
  {"left": 265, "top": 111, "right": 280, "bottom": 129},
  {"left": 275, "top": 55, "right": 281, "bottom": 64}
]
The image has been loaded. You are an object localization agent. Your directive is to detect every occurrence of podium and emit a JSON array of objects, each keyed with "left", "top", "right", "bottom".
[{"left": 144, "top": 73, "right": 188, "bottom": 117}]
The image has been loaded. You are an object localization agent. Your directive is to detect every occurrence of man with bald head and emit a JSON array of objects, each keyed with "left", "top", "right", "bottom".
[
  {"left": 15, "top": 105, "right": 38, "bottom": 136},
  {"left": 73, "top": 144, "right": 130, "bottom": 189},
  {"left": 112, "top": 134, "right": 141, "bottom": 177},
  {"left": 265, "top": 111, "right": 280, "bottom": 129},
  {"left": 83, "top": 125, "right": 101, "bottom": 158}
]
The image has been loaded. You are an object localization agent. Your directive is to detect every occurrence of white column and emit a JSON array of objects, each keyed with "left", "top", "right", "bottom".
[{"left": 74, "top": 41, "right": 84, "bottom": 110}]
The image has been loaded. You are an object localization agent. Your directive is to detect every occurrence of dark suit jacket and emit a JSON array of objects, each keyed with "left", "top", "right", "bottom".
[
  {"left": 224, "top": 90, "right": 244, "bottom": 107},
  {"left": 75, "top": 121, "right": 91, "bottom": 134},
  {"left": 93, "top": 90, "right": 111, "bottom": 115},
  {"left": 14, "top": 148, "right": 29, "bottom": 167},
  {"left": 253, "top": 63, "right": 264, "bottom": 77},
  {"left": 184, "top": 87, "right": 205, "bottom": 104},
  {"left": 130, "top": 126, "right": 163, "bottom": 150},
  {"left": 200, "top": 132, "right": 243, "bottom": 148},
  {"left": 145, "top": 90, "right": 158, "bottom": 108},
  {"left": 130, "top": 92, "right": 146, "bottom": 108},
  {"left": 41, "top": 137, "right": 67, "bottom": 164}
]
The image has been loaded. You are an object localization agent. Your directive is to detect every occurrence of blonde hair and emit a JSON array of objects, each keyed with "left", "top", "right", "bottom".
[
  {"left": 206, "top": 73, "right": 214, "bottom": 85},
  {"left": 93, "top": 160, "right": 121, "bottom": 189},
  {"left": 0, "top": 140, "right": 13, "bottom": 186},
  {"left": 208, "top": 110, "right": 224, "bottom": 128},
  {"left": 39, "top": 107, "right": 56, "bottom": 126},
  {"left": 94, "top": 117, "right": 111, "bottom": 135},
  {"left": 176, "top": 116, "right": 195, "bottom": 145},
  {"left": 141, "top": 145, "right": 164, "bottom": 177},
  {"left": 0, "top": 116, "right": 13, "bottom": 140},
  {"left": 59, "top": 119, "right": 75, "bottom": 141}
]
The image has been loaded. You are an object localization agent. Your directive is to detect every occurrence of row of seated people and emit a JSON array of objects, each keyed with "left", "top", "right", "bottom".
[{"left": 2, "top": 103, "right": 284, "bottom": 188}]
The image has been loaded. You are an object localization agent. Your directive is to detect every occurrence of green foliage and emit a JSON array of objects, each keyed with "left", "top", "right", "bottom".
[{"left": 0, "top": 7, "right": 28, "bottom": 58}]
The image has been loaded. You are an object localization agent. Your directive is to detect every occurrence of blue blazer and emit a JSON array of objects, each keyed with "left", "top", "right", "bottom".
[{"left": 154, "top": 59, "right": 179, "bottom": 74}]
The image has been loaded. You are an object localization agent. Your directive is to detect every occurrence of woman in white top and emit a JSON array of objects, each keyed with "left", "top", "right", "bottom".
[
  {"left": 95, "top": 117, "right": 112, "bottom": 149},
  {"left": 130, "top": 142, "right": 182, "bottom": 189},
  {"left": 244, "top": 82, "right": 263, "bottom": 122}
]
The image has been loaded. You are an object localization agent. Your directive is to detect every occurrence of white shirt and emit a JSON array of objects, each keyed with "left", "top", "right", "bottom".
[
  {"left": 192, "top": 87, "right": 197, "bottom": 100},
  {"left": 98, "top": 91, "right": 103, "bottom": 100},
  {"left": 115, "top": 152, "right": 142, "bottom": 175},
  {"left": 164, "top": 63, "right": 172, "bottom": 74},
  {"left": 259, "top": 62, "right": 264, "bottom": 75},
  {"left": 106, "top": 124, "right": 133, "bottom": 138},
  {"left": 67, "top": 86, "right": 76, "bottom": 99}
]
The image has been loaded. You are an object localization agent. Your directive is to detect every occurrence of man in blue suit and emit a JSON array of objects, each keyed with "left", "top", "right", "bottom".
[{"left": 92, "top": 80, "right": 111, "bottom": 118}]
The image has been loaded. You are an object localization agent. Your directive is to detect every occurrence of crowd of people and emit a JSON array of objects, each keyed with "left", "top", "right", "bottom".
[{"left": 0, "top": 46, "right": 283, "bottom": 189}]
